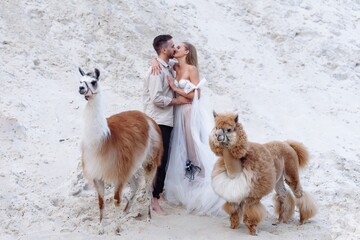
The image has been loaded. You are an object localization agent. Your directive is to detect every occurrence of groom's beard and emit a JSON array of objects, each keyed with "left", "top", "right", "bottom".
[{"left": 167, "top": 50, "right": 175, "bottom": 59}]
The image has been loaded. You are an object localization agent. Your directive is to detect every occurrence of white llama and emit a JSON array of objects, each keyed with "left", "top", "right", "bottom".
[{"left": 78, "top": 67, "right": 163, "bottom": 233}]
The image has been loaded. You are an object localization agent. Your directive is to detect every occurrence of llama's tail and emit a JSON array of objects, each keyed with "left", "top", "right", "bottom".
[{"left": 286, "top": 140, "right": 309, "bottom": 168}]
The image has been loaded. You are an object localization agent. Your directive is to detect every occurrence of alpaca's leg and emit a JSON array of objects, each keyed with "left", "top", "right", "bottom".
[
  {"left": 123, "top": 174, "right": 140, "bottom": 213},
  {"left": 295, "top": 191, "right": 318, "bottom": 224},
  {"left": 284, "top": 153, "right": 306, "bottom": 199},
  {"left": 93, "top": 179, "right": 105, "bottom": 234},
  {"left": 285, "top": 168, "right": 317, "bottom": 224},
  {"left": 243, "top": 198, "right": 266, "bottom": 235},
  {"left": 274, "top": 177, "right": 295, "bottom": 224},
  {"left": 223, "top": 202, "right": 242, "bottom": 229},
  {"left": 238, "top": 201, "right": 244, "bottom": 225}
]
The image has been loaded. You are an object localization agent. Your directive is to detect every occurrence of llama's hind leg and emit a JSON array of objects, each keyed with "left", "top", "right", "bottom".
[
  {"left": 123, "top": 173, "right": 140, "bottom": 214},
  {"left": 143, "top": 156, "right": 159, "bottom": 221},
  {"left": 114, "top": 182, "right": 124, "bottom": 207},
  {"left": 243, "top": 198, "right": 266, "bottom": 235},
  {"left": 93, "top": 179, "right": 105, "bottom": 234},
  {"left": 273, "top": 177, "right": 295, "bottom": 224}
]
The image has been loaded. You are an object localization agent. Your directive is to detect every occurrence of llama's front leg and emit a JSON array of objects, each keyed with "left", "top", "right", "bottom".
[
  {"left": 243, "top": 198, "right": 266, "bottom": 235},
  {"left": 93, "top": 179, "right": 105, "bottom": 235}
]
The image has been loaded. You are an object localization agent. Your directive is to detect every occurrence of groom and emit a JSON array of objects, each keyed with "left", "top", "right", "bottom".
[{"left": 143, "top": 34, "right": 189, "bottom": 215}]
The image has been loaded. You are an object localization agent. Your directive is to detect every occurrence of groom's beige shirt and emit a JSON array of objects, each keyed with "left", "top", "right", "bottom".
[{"left": 143, "top": 58, "right": 175, "bottom": 127}]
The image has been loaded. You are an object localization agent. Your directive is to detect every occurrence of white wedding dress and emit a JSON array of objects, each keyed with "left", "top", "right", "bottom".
[{"left": 164, "top": 78, "right": 225, "bottom": 216}]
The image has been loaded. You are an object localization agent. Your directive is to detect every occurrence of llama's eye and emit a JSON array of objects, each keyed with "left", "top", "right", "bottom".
[
  {"left": 91, "top": 81, "right": 97, "bottom": 86},
  {"left": 227, "top": 128, "right": 232, "bottom": 133}
]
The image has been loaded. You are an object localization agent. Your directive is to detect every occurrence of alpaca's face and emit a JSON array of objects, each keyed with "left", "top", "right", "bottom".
[
  {"left": 78, "top": 68, "right": 100, "bottom": 100},
  {"left": 210, "top": 113, "right": 239, "bottom": 147}
]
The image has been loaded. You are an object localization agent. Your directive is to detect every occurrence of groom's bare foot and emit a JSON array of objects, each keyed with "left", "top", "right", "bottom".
[
  {"left": 159, "top": 193, "right": 166, "bottom": 201},
  {"left": 152, "top": 198, "right": 167, "bottom": 215}
]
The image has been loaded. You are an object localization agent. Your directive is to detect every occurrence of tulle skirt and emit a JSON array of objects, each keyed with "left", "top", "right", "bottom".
[{"left": 164, "top": 91, "right": 225, "bottom": 216}]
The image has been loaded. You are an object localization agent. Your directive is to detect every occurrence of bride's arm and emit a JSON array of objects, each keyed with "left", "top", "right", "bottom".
[
  {"left": 150, "top": 58, "right": 178, "bottom": 75},
  {"left": 189, "top": 66, "right": 199, "bottom": 86},
  {"left": 167, "top": 76, "right": 195, "bottom": 100},
  {"left": 186, "top": 66, "right": 201, "bottom": 99},
  {"left": 150, "top": 58, "right": 161, "bottom": 75},
  {"left": 167, "top": 67, "right": 201, "bottom": 100}
]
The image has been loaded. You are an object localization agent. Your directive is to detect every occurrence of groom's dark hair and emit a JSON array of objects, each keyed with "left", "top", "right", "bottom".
[{"left": 153, "top": 35, "right": 173, "bottom": 55}]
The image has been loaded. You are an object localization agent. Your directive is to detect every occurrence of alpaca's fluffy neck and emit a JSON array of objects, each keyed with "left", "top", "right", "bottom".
[
  {"left": 223, "top": 148, "right": 243, "bottom": 178},
  {"left": 82, "top": 91, "right": 110, "bottom": 146}
]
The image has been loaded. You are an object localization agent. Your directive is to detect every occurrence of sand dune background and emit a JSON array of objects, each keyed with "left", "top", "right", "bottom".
[{"left": 1, "top": 0, "right": 359, "bottom": 239}]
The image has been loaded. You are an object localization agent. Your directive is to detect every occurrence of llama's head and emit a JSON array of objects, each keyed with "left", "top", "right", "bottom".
[{"left": 78, "top": 68, "right": 100, "bottom": 100}]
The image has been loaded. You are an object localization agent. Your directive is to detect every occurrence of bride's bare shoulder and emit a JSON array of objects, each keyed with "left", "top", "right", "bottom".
[{"left": 188, "top": 65, "right": 198, "bottom": 71}]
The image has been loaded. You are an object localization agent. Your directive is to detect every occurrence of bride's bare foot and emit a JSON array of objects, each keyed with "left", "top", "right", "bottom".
[{"left": 152, "top": 198, "right": 167, "bottom": 215}]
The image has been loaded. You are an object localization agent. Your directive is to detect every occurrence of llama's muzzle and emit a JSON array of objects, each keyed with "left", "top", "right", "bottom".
[{"left": 79, "top": 86, "right": 86, "bottom": 94}]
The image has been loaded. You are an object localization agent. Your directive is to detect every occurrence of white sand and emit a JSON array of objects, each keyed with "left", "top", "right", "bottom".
[{"left": 1, "top": 0, "right": 359, "bottom": 239}]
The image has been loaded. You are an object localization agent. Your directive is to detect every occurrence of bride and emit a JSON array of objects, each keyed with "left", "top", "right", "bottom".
[{"left": 152, "top": 42, "right": 224, "bottom": 216}]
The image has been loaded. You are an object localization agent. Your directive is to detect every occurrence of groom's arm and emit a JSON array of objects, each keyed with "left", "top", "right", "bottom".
[{"left": 148, "top": 73, "right": 173, "bottom": 108}]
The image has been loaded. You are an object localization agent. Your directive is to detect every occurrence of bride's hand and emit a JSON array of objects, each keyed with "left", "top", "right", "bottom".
[
  {"left": 167, "top": 75, "right": 176, "bottom": 90},
  {"left": 150, "top": 58, "right": 161, "bottom": 75}
]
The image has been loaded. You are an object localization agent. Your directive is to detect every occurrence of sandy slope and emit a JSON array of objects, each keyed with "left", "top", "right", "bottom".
[{"left": 1, "top": 0, "right": 359, "bottom": 239}]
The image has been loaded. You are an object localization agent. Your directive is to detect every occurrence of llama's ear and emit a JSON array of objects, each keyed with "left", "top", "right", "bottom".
[
  {"left": 213, "top": 110, "right": 218, "bottom": 118},
  {"left": 234, "top": 114, "right": 238, "bottom": 123},
  {"left": 94, "top": 68, "right": 100, "bottom": 80},
  {"left": 79, "top": 67, "right": 85, "bottom": 76}
]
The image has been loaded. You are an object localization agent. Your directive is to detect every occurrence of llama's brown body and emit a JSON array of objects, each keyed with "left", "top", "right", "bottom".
[{"left": 82, "top": 111, "right": 162, "bottom": 186}]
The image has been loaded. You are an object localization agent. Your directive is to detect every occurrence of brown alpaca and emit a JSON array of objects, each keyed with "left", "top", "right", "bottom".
[
  {"left": 78, "top": 68, "right": 163, "bottom": 234},
  {"left": 209, "top": 112, "right": 317, "bottom": 235}
]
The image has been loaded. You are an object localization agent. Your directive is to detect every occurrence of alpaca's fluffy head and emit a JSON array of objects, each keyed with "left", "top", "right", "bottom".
[
  {"left": 209, "top": 111, "right": 248, "bottom": 158},
  {"left": 78, "top": 68, "right": 101, "bottom": 100},
  {"left": 211, "top": 112, "right": 239, "bottom": 146}
]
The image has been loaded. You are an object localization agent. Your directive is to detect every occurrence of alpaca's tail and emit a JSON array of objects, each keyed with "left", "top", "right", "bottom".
[{"left": 286, "top": 141, "right": 309, "bottom": 168}]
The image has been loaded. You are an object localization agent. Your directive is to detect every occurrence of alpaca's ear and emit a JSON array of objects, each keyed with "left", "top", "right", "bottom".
[
  {"left": 234, "top": 114, "right": 238, "bottom": 123},
  {"left": 94, "top": 68, "right": 100, "bottom": 80},
  {"left": 213, "top": 110, "right": 218, "bottom": 118},
  {"left": 79, "top": 67, "right": 85, "bottom": 76}
]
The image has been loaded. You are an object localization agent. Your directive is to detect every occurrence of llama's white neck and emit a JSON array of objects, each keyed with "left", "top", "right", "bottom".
[{"left": 82, "top": 91, "right": 110, "bottom": 146}]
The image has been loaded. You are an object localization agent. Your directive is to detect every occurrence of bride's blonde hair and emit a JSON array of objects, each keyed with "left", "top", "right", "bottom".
[{"left": 184, "top": 42, "right": 198, "bottom": 68}]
